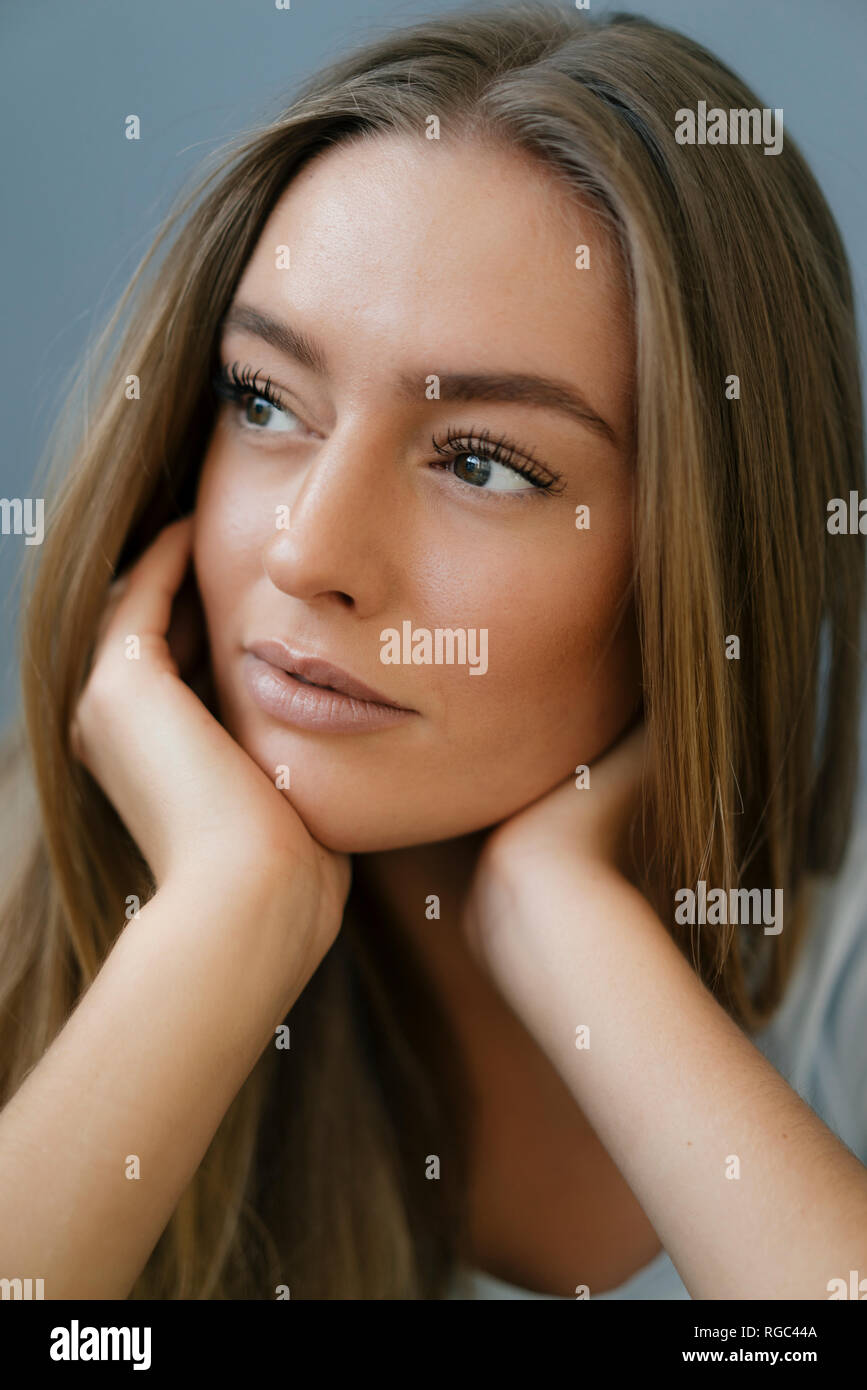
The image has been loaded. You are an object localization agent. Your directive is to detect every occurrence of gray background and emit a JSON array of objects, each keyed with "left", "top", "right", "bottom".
[{"left": 1, "top": 0, "right": 865, "bottom": 734}]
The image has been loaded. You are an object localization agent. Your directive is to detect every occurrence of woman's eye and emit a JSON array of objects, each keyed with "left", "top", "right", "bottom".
[
  {"left": 450, "top": 451, "right": 535, "bottom": 491},
  {"left": 237, "top": 395, "right": 302, "bottom": 434}
]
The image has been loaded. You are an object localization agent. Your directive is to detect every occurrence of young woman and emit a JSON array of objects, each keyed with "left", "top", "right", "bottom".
[{"left": 1, "top": 2, "right": 865, "bottom": 1301}]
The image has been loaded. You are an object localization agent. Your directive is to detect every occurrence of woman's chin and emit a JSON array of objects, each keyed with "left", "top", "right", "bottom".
[
  {"left": 276, "top": 794, "right": 423, "bottom": 855},
  {"left": 229, "top": 723, "right": 541, "bottom": 854}
]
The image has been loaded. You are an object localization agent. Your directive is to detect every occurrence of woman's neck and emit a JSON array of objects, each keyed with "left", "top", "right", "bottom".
[
  {"left": 355, "top": 831, "right": 487, "bottom": 928},
  {"left": 352, "top": 830, "right": 585, "bottom": 1090},
  {"left": 352, "top": 829, "right": 503, "bottom": 1024},
  {"left": 353, "top": 830, "right": 602, "bottom": 1256}
]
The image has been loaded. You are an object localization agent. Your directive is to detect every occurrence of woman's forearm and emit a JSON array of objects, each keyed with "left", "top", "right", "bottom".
[
  {"left": 0, "top": 867, "right": 313, "bottom": 1300},
  {"left": 485, "top": 862, "right": 867, "bottom": 1299}
]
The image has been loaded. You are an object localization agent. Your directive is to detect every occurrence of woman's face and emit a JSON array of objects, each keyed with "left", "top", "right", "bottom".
[{"left": 193, "top": 135, "right": 641, "bottom": 853}]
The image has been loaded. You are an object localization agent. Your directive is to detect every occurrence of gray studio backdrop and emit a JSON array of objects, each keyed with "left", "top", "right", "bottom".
[{"left": 1, "top": 0, "right": 865, "bottom": 742}]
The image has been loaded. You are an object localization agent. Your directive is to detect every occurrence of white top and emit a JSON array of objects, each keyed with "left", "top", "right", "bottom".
[{"left": 446, "top": 814, "right": 867, "bottom": 1300}]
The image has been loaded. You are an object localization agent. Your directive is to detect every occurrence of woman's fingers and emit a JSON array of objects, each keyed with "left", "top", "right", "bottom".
[
  {"left": 68, "top": 515, "right": 344, "bottom": 901},
  {"left": 100, "top": 517, "right": 195, "bottom": 668}
]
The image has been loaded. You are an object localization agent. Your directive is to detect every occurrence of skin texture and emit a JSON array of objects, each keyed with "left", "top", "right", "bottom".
[{"left": 193, "top": 134, "right": 642, "bottom": 854}]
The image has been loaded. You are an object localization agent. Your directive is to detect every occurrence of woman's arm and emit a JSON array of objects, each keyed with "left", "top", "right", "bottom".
[
  {"left": 0, "top": 516, "right": 350, "bottom": 1298},
  {"left": 481, "top": 862, "right": 867, "bottom": 1298},
  {"left": 0, "top": 862, "right": 326, "bottom": 1300},
  {"left": 466, "top": 728, "right": 867, "bottom": 1299}
]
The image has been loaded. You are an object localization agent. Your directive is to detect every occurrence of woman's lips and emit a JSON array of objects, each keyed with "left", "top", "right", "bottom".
[{"left": 241, "top": 644, "right": 417, "bottom": 733}]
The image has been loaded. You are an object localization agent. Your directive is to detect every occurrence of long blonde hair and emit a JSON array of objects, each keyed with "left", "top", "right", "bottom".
[{"left": 1, "top": 2, "right": 863, "bottom": 1298}]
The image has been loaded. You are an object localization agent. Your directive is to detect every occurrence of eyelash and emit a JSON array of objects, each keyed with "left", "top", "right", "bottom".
[
  {"left": 210, "top": 361, "right": 565, "bottom": 495},
  {"left": 213, "top": 361, "right": 280, "bottom": 410},
  {"left": 430, "top": 425, "right": 563, "bottom": 494}
]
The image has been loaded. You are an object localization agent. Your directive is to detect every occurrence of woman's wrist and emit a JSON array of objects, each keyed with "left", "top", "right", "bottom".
[{"left": 130, "top": 857, "right": 336, "bottom": 1025}]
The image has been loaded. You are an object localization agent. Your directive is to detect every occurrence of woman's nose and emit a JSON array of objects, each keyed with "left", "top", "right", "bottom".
[{"left": 261, "top": 428, "right": 404, "bottom": 614}]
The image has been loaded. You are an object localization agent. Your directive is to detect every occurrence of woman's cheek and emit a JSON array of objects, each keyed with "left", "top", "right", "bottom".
[
  {"left": 194, "top": 459, "right": 260, "bottom": 601},
  {"left": 461, "top": 556, "right": 637, "bottom": 764}
]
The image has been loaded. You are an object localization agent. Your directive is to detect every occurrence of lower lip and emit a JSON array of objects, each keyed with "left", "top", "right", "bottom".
[{"left": 242, "top": 653, "right": 417, "bottom": 733}]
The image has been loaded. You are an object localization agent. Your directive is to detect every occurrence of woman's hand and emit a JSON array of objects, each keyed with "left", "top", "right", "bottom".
[
  {"left": 70, "top": 516, "right": 351, "bottom": 946},
  {"left": 491, "top": 715, "right": 648, "bottom": 868},
  {"left": 462, "top": 717, "right": 652, "bottom": 974}
]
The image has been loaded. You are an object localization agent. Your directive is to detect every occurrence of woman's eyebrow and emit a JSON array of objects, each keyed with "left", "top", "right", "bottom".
[
  {"left": 222, "top": 303, "right": 328, "bottom": 374},
  {"left": 221, "top": 301, "right": 617, "bottom": 446}
]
